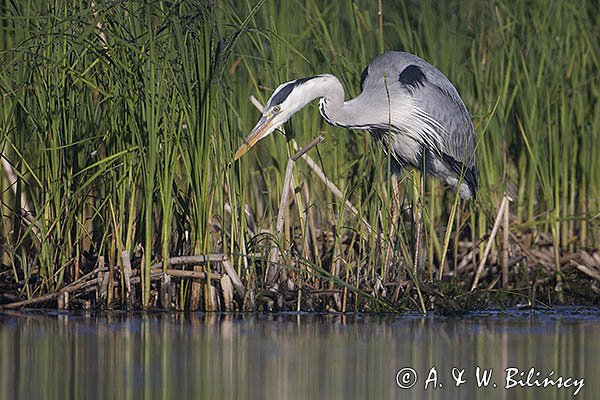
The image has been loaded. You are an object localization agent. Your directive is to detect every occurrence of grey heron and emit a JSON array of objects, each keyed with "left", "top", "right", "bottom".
[{"left": 234, "top": 51, "right": 478, "bottom": 200}]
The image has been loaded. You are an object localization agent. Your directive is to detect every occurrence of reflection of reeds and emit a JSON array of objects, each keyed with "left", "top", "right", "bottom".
[
  {"left": 0, "top": 312, "right": 597, "bottom": 399},
  {"left": 0, "top": 1, "right": 599, "bottom": 311}
]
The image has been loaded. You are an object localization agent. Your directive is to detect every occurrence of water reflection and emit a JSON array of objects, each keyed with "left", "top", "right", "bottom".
[{"left": 0, "top": 309, "right": 598, "bottom": 400}]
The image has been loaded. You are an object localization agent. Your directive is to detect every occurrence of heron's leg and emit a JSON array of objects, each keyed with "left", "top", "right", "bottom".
[
  {"left": 386, "top": 175, "right": 401, "bottom": 270},
  {"left": 413, "top": 147, "right": 430, "bottom": 275},
  {"left": 413, "top": 170, "right": 424, "bottom": 275}
]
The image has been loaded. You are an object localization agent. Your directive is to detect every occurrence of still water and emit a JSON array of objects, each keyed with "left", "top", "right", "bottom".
[{"left": 0, "top": 308, "right": 598, "bottom": 400}]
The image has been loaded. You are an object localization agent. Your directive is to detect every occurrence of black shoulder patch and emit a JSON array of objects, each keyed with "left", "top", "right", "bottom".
[
  {"left": 398, "top": 65, "right": 426, "bottom": 92},
  {"left": 359, "top": 66, "right": 369, "bottom": 92},
  {"left": 269, "top": 76, "right": 316, "bottom": 108}
]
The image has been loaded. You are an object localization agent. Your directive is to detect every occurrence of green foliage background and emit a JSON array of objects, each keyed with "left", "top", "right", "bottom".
[{"left": 0, "top": 0, "right": 598, "bottom": 308}]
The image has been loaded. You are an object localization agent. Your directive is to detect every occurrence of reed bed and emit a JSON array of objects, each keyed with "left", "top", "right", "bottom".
[{"left": 0, "top": 0, "right": 598, "bottom": 312}]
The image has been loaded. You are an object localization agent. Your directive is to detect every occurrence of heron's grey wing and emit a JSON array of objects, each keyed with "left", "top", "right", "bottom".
[
  {"left": 395, "top": 61, "right": 478, "bottom": 194},
  {"left": 399, "top": 63, "right": 477, "bottom": 172},
  {"left": 408, "top": 69, "right": 475, "bottom": 161}
]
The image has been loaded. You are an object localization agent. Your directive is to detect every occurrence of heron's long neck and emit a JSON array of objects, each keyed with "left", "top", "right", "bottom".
[{"left": 316, "top": 75, "right": 369, "bottom": 129}]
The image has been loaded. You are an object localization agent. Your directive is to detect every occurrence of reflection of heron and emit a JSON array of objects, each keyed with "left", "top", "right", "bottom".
[{"left": 235, "top": 51, "right": 478, "bottom": 200}]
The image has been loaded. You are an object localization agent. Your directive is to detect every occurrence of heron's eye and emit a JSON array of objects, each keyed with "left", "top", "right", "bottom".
[{"left": 273, "top": 105, "right": 281, "bottom": 113}]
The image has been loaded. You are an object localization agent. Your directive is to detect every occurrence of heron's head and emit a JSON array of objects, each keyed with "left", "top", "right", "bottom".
[{"left": 234, "top": 76, "right": 322, "bottom": 160}]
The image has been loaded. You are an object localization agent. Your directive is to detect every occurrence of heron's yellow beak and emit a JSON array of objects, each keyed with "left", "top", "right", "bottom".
[{"left": 234, "top": 115, "right": 277, "bottom": 160}]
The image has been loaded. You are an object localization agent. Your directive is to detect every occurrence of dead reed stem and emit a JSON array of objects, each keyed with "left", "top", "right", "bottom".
[
  {"left": 268, "top": 136, "right": 325, "bottom": 282},
  {"left": 502, "top": 196, "right": 510, "bottom": 288},
  {"left": 471, "top": 194, "right": 509, "bottom": 291}
]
